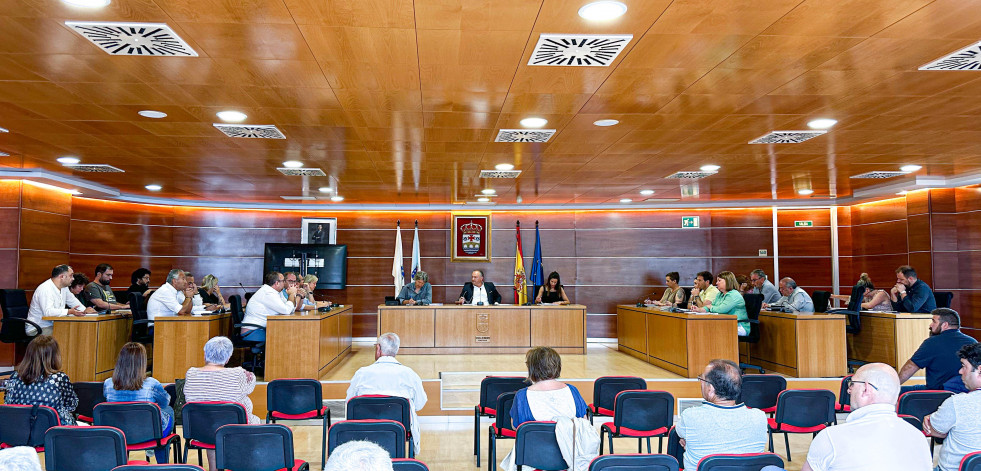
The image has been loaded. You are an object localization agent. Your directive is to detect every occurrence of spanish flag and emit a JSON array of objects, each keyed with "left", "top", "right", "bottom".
[{"left": 514, "top": 221, "right": 527, "bottom": 305}]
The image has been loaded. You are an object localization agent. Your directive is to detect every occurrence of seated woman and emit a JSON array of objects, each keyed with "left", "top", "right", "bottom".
[
  {"left": 3, "top": 335, "right": 78, "bottom": 425},
  {"left": 736, "top": 274, "right": 752, "bottom": 294},
  {"left": 104, "top": 342, "right": 173, "bottom": 464},
  {"left": 510, "top": 346, "right": 588, "bottom": 428},
  {"left": 694, "top": 271, "right": 750, "bottom": 336},
  {"left": 535, "top": 271, "right": 570, "bottom": 305},
  {"left": 297, "top": 274, "right": 328, "bottom": 311},
  {"left": 70, "top": 273, "right": 89, "bottom": 307},
  {"left": 646, "top": 271, "right": 685, "bottom": 306},
  {"left": 397, "top": 271, "right": 432, "bottom": 306},
  {"left": 184, "top": 336, "right": 259, "bottom": 471},
  {"left": 198, "top": 274, "right": 226, "bottom": 307},
  {"left": 832, "top": 273, "right": 891, "bottom": 311}
]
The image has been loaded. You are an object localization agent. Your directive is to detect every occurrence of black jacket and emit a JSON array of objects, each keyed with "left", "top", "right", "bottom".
[{"left": 459, "top": 282, "right": 502, "bottom": 305}]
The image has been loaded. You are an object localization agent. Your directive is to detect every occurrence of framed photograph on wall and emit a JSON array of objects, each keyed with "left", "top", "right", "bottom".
[
  {"left": 451, "top": 212, "right": 491, "bottom": 262},
  {"left": 301, "top": 217, "right": 337, "bottom": 244}
]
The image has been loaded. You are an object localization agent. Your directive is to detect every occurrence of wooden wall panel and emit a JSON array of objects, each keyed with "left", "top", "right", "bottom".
[
  {"left": 906, "top": 190, "right": 931, "bottom": 216},
  {"left": 0, "top": 250, "right": 18, "bottom": 289},
  {"left": 21, "top": 183, "right": 71, "bottom": 215},
  {"left": 778, "top": 257, "right": 833, "bottom": 288},
  {"left": 777, "top": 209, "right": 831, "bottom": 227},
  {"left": 73, "top": 198, "right": 175, "bottom": 225},
  {"left": 849, "top": 198, "right": 907, "bottom": 225},
  {"left": 19, "top": 250, "right": 69, "bottom": 290},
  {"left": 906, "top": 214, "right": 932, "bottom": 253},
  {"left": 0, "top": 208, "right": 20, "bottom": 248},
  {"left": 711, "top": 228, "right": 774, "bottom": 257},
  {"left": 576, "top": 229, "right": 709, "bottom": 257},
  {"left": 19, "top": 209, "right": 70, "bottom": 252},
  {"left": 777, "top": 227, "right": 831, "bottom": 257},
  {"left": 0, "top": 181, "right": 22, "bottom": 208}
]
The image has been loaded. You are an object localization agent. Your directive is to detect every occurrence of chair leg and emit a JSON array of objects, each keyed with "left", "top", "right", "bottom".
[
  {"left": 784, "top": 432, "right": 791, "bottom": 461},
  {"left": 608, "top": 430, "right": 615, "bottom": 454},
  {"left": 197, "top": 449, "right": 202, "bottom": 466},
  {"left": 599, "top": 428, "right": 604, "bottom": 455},
  {"left": 182, "top": 441, "right": 189, "bottom": 465},
  {"left": 588, "top": 409, "right": 593, "bottom": 425},
  {"left": 321, "top": 415, "right": 328, "bottom": 471},
  {"left": 637, "top": 437, "right": 642, "bottom": 453},
  {"left": 488, "top": 427, "right": 496, "bottom": 469},
  {"left": 408, "top": 436, "right": 414, "bottom": 459},
  {"left": 658, "top": 436, "right": 663, "bottom": 454},
  {"left": 474, "top": 409, "right": 480, "bottom": 466},
  {"left": 768, "top": 430, "right": 774, "bottom": 452}
]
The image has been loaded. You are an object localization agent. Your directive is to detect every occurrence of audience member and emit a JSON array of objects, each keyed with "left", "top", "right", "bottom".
[
  {"left": 84, "top": 263, "right": 129, "bottom": 311},
  {"left": 241, "top": 271, "right": 299, "bottom": 343},
  {"left": 0, "top": 447, "right": 42, "bottom": 471},
  {"left": 3, "top": 335, "right": 78, "bottom": 425},
  {"left": 27, "top": 265, "right": 95, "bottom": 336},
  {"left": 198, "top": 274, "right": 226, "bottom": 306},
  {"left": 147, "top": 269, "right": 195, "bottom": 322},
  {"left": 694, "top": 271, "right": 749, "bottom": 335},
  {"left": 899, "top": 308, "right": 977, "bottom": 393},
  {"left": 397, "top": 271, "right": 432, "bottom": 306},
  {"left": 184, "top": 336, "right": 259, "bottom": 471},
  {"left": 689, "top": 271, "right": 719, "bottom": 309},
  {"left": 346, "top": 333, "right": 427, "bottom": 455},
  {"left": 69, "top": 273, "right": 89, "bottom": 307},
  {"left": 833, "top": 273, "right": 891, "bottom": 311},
  {"left": 676, "top": 359, "right": 767, "bottom": 470},
  {"left": 324, "top": 440, "right": 393, "bottom": 471},
  {"left": 646, "top": 271, "right": 684, "bottom": 306},
  {"left": 802, "top": 363, "right": 931, "bottom": 471},
  {"left": 104, "top": 342, "right": 173, "bottom": 464},
  {"left": 763, "top": 277, "right": 814, "bottom": 312},
  {"left": 535, "top": 271, "right": 570, "bottom": 305},
  {"left": 510, "top": 346, "right": 588, "bottom": 427},
  {"left": 890, "top": 265, "right": 937, "bottom": 313},
  {"left": 750, "top": 269, "right": 781, "bottom": 304},
  {"left": 126, "top": 268, "right": 155, "bottom": 299},
  {"left": 457, "top": 270, "right": 502, "bottom": 305},
  {"left": 924, "top": 343, "right": 981, "bottom": 471}
]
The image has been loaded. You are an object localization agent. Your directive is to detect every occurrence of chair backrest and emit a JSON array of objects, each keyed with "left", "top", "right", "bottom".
[
  {"left": 113, "top": 466, "right": 206, "bottom": 471},
  {"left": 899, "top": 414, "right": 922, "bottom": 431},
  {"left": 513, "top": 422, "right": 567, "bottom": 471},
  {"left": 181, "top": 402, "right": 248, "bottom": 447},
  {"left": 267, "top": 378, "right": 323, "bottom": 416},
  {"left": 739, "top": 374, "right": 787, "bottom": 411},
  {"left": 680, "top": 287, "right": 693, "bottom": 306},
  {"left": 845, "top": 285, "right": 865, "bottom": 312},
  {"left": 897, "top": 390, "right": 954, "bottom": 423},
  {"left": 696, "top": 453, "right": 784, "bottom": 471},
  {"left": 836, "top": 375, "right": 852, "bottom": 411},
  {"left": 229, "top": 295, "right": 244, "bottom": 324},
  {"left": 94, "top": 402, "right": 165, "bottom": 445},
  {"left": 327, "top": 419, "right": 406, "bottom": 458},
  {"left": 347, "top": 395, "right": 412, "bottom": 435},
  {"left": 667, "top": 427, "right": 684, "bottom": 467},
  {"left": 215, "top": 424, "right": 297, "bottom": 471},
  {"left": 0, "top": 404, "right": 61, "bottom": 448},
  {"left": 493, "top": 392, "right": 517, "bottom": 432},
  {"left": 128, "top": 292, "right": 146, "bottom": 321},
  {"left": 592, "top": 376, "right": 647, "bottom": 413},
  {"left": 773, "top": 389, "right": 837, "bottom": 428},
  {"left": 741, "top": 293, "right": 764, "bottom": 341},
  {"left": 0, "top": 289, "right": 30, "bottom": 342},
  {"left": 613, "top": 390, "right": 674, "bottom": 433},
  {"left": 589, "top": 454, "right": 680, "bottom": 471},
  {"left": 812, "top": 290, "right": 831, "bottom": 313},
  {"left": 934, "top": 291, "right": 954, "bottom": 309},
  {"left": 73, "top": 382, "right": 107, "bottom": 422},
  {"left": 960, "top": 451, "right": 981, "bottom": 471},
  {"left": 44, "top": 426, "right": 128, "bottom": 471},
  {"left": 478, "top": 376, "right": 527, "bottom": 412},
  {"left": 392, "top": 459, "right": 430, "bottom": 471}
]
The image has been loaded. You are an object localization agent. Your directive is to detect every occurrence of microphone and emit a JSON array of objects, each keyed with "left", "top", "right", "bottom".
[{"left": 239, "top": 282, "right": 246, "bottom": 293}]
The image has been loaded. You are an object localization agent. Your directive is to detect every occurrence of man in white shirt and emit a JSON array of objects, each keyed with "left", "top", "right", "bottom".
[
  {"left": 802, "top": 363, "right": 932, "bottom": 471},
  {"left": 456, "top": 270, "right": 502, "bottom": 305},
  {"left": 346, "top": 332, "right": 428, "bottom": 455},
  {"left": 26, "top": 265, "right": 97, "bottom": 335},
  {"left": 146, "top": 269, "right": 195, "bottom": 323},
  {"left": 241, "top": 271, "right": 299, "bottom": 342},
  {"left": 924, "top": 343, "right": 981, "bottom": 471}
]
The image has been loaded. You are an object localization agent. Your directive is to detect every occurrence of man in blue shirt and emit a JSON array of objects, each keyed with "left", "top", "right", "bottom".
[
  {"left": 899, "top": 308, "right": 977, "bottom": 393},
  {"left": 889, "top": 265, "right": 937, "bottom": 313}
]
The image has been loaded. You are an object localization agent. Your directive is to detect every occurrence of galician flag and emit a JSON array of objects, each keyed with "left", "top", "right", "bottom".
[
  {"left": 410, "top": 220, "right": 421, "bottom": 279},
  {"left": 392, "top": 221, "right": 404, "bottom": 296},
  {"left": 514, "top": 221, "right": 527, "bottom": 305}
]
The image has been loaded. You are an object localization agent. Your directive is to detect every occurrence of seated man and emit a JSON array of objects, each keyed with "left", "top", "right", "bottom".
[
  {"left": 899, "top": 308, "right": 977, "bottom": 393},
  {"left": 676, "top": 359, "right": 767, "bottom": 470},
  {"left": 346, "top": 333, "right": 427, "bottom": 455},
  {"left": 924, "top": 343, "right": 981, "bottom": 471},
  {"left": 750, "top": 269, "right": 781, "bottom": 304},
  {"left": 27, "top": 265, "right": 96, "bottom": 335},
  {"left": 146, "top": 269, "right": 196, "bottom": 323},
  {"left": 241, "top": 271, "right": 299, "bottom": 342},
  {"left": 763, "top": 277, "right": 814, "bottom": 312},
  {"left": 456, "top": 269, "right": 502, "bottom": 305},
  {"left": 802, "top": 363, "right": 931, "bottom": 471},
  {"left": 83, "top": 263, "right": 129, "bottom": 312},
  {"left": 689, "top": 271, "right": 719, "bottom": 309},
  {"left": 890, "top": 265, "right": 937, "bottom": 313},
  {"left": 282, "top": 271, "right": 307, "bottom": 312},
  {"left": 325, "top": 440, "right": 392, "bottom": 471}
]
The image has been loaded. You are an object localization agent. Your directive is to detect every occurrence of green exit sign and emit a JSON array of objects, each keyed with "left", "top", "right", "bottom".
[
  {"left": 682, "top": 216, "right": 700, "bottom": 228},
  {"left": 794, "top": 220, "right": 814, "bottom": 227}
]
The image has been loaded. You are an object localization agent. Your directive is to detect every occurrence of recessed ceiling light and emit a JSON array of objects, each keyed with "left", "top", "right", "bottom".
[
  {"left": 477, "top": 197, "right": 490, "bottom": 203},
  {"left": 216, "top": 110, "right": 248, "bottom": 122},
  {"left": 700, "top": 164, "right": 721, "bottom": 172},
  {"left": 639, "top": 189, "right": 655, "bottom": 196},
  {"left": 593, "top": 119, "right": 619, "bottom": 127},
  {"left": 0, "top": 127, "right": 8, "bottom": 133},
  {"left": 578, "top": 1, "right": 628, "bottom": 21},
  {"left": 330, "top": 196, "right": 344, "bottom": 202},
  {"left": 519, "top": 117, "right": 548, "bottom": 128},
  {"left": 807, "top": 118, "right": 838, "bottom": 130},
  {"left": 481, "top": 188, "right": 496, "bottom": 195},
  {"left": 797, "top": 189, "right": 814, "bottom": 195},
  {"left": 145, "top": 184, "right": 162, "bottom": 191},
  {"left": 318, "top": 187, "right": 333, "bottom": 193},
  {"left": 620, "top": 198, "right": 632, "bottom": 203},
  {"left": 900, "top": 165, "right": 922, "bottom": 173},
  {"left": 495, "top": 163, "right": 515, "bottom": 171},
  {"left": 57, "top": 156, "right": 81, "bottom": 165},
  {"left": 282, "top": 160, "right": 303, "bottom": 168},
  {"left": 61, "top": 0, "right": 110, "bottom": 7},
  {"left": 138, "top": 110, "right": 167, "bottom": 119}
]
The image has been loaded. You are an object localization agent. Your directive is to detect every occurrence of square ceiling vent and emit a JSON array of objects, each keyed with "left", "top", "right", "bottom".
[
  {"left": 529, "top": 34, "right": 633, "bottom": 67},
  {"left": 480, "top": 170, "right": 522, "bottom": 179},
  {"left": 214, "top": 124, "right": 286, "bottom": 139},
  {"left": 850, "top": 171, "right": 909, "bottom": 179},
  {"left": 920, "top": 40, "right": 981, "bottom": 70},
  {"left": 494, "top": 129, "right": 556, "bottom": 143},
  {"left": 65, "top": 21, "right": 198, "bottom": 56},
  {"left": 666, "top": 171, "right": 717, "bottom": 179},
  {"left": 277, "top": 168, "right": 327, "bottom": 176},
  {"left": 64, "top": 164, "right": 124, "bottom": 173},
  {"left": 749, "top": 130, "right": 827, "bottom": 144}
]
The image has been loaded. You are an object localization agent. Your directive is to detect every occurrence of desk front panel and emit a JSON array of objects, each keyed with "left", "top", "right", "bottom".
[
  {"left": 153, "top": 314, "right": 228, "bottom": 383},
  {"left": 847, "top": 312, "right": 931, "bottom": 369},
  {"left": 48, "top": 315, "right": 131, "bottom": 382},
  {"left": 616, "top": 306, "right": 738, "bottom": 378},
  {"left": 266, "top": 306, "right": 353, "bottom": 380},
  {"left": 751, "top": 312, "right": 846, "bottom": 377},
  {"left": 616, "top": 306, "right": 647, "bottom": 361}
]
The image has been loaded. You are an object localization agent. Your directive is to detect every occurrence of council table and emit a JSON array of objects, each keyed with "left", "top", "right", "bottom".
[
  {"left": 45, "top": 313, "right": 131, "bottom": 381},
  {"left": 152, "top": 313, "right": 231, "bottom": 383},
  {"left": 847, "top": 311, "right": 932, "bottom": 370},
  {"left": 264, "top": 305, "right": 353, "bottom": 380},
  {"left": 746, "top": 310, "right": 847, "bottom": 377}
]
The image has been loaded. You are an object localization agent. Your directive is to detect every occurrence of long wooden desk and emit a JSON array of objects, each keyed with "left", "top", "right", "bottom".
[
  {"left": 616, "top": 305, "right": 738, "bottom": 378},
  {"left": 847, "top": 311, "right": 932, "bottom": 370},
  {"left": 152, "top": 313, "right": 230, "bottom": 383},
  {"left": 745, "top": 311, "right": 847, "bottom": 377},
  {"left": 264, "top": 305, "right": 353, "bottom": 381},
  {"left": 45, "top": 313, "right": 131, "bottom": 381},
  {"left": 377, "top": 304, "right": 586, "bottom": 354}
]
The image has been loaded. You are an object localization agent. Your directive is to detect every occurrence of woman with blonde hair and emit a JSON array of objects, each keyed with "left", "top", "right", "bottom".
[
  {"left": 3, "top": 335, "right": 78, "bottom": 425},
  {"left": 695, "top": 271, "right": 750, "bottom": 335},
  {"left": 104, "top": 342, "right": 173, "bottom": 463},
  {"left": 832, "top": 273, "right": 892, "bottom": 311},
  {"left": 198, "top": 274, "right": 225, "bottom": 306}
]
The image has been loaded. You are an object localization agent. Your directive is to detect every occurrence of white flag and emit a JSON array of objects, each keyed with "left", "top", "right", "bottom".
[
  {"left": 392, "top": 224, "right": 404, "bottom": 296},
  {"left": 411, "top": 223, "right": 421, "bottom": 279}
]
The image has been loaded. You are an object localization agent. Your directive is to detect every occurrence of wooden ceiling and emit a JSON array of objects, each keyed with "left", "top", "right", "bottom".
[{"left": 1, "top": 0, "right": 980, "bottom": 205}]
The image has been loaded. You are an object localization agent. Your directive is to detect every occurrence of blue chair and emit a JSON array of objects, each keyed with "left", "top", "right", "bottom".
[
  {"left": 73, "top": 381, "right": 107, "bottom": 423},
  {"left": 44, "top": 426, "right": 149, "bottom": 471},
  {"left": 487, "top": 392, "right": 517, "bottom": 468},
  {"left": 94, "top": 402, "right": 181, "bottom": 464},
  {"left": 767, "top": 389, "right": 836, "bottom": 461},
  {"left": 474, "top": 376, "right": 526, "bottom": 467},
  {"left": 514, "top": 422, "right": 567, "bottom": 471},
  {"left": 327, "top": 419, "right": 406, "bottom": 458},
  {"left": 0, "top": 404, "right": 61, "bottom": 451},
  {"left": 392, "top": 459, "right": 430, "bottom": 471},
  {"left": 181, "top": 402, "right": 248, "bottom": 466},
  {"left": 599, "top": 390, "right": 673, "bottom": 454},
  {"left": 215, "top": 424, "right": 309, "bottom": 471},
  {"left": 588, "top": 454, "right": 680, "bottom": 471},
  {"left": 960, "top": 451, "right": 981, "bottom": 471},
  {"left": 267, "top": 379, "right": 330, "bottom": 468},
  {"left": 740, "top": 375, "right": 787, "bottom": 416},
  {"left": 347, "top": 395, "right": 414, "bottom": 458},
  {"left": 587, "top": 376, "right": 647, "bottom": 425},
  {"left": 113, "top": 466, "right": 205, "bottom": 471},
  {"left": 696, "top": 453, "right": 784, "bottom": 470}
]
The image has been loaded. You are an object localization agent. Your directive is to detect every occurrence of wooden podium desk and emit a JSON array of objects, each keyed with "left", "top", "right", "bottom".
[
  {"left": 152, "top": 313, "right": 230, "bottom": 384},
  {"left": 264, "top": 305, "right": 353, "bottom": 381},
  {"left": 746, "top": 311, "right": 847, "bottom": 377},
  {"left": 376, "top": 304, "right": 586, "bottom": 354},
  {"left": 616, "top": 305, "right": 738, "bottom": 378},
  {"left": 847, "top": 311, "right": 932, "bottom": 370},
  {"left": 45, "top": 313, "right": 131, "bottom": 382}
]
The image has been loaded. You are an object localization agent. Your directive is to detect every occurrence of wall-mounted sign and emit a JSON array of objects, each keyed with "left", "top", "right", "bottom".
[
  {"left": 759, "top": 249, "right": 768, "bottom": 257},
  {"left": 682, "top": 216, "right": 700, "bottom": 228},
  {"left": 794, "top": 220, "right": 814, "bottom": 227},
  {"left": 451, "top": 212, "right": 491, "bottom": 262}
]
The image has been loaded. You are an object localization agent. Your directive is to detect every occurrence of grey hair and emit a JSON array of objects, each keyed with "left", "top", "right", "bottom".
[
  {"left": 166, "top": 269, "right": 184, "bottom": 284},
  {"left": 750, "top": 269, "right": 767, "bottom": 280},
  {"left": 203, "top": 336, "right": 234, "bottom": 365},
  {"left": 780, "top": 277, "right": 798, "bottom": 289},
  {"left": 377, "top": 332, "right": 400, "bottom": 357},
  {"left": 413, "top": 271, "right": 428, "bottom": 283},
  {"left": 201, "top": 274, "right": 219, "bottom": 291},
  {"left": 325, "top": 440, "right": 393, "bottom": 471}
]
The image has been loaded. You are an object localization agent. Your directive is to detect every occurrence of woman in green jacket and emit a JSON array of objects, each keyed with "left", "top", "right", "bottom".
[{"left": 695, "top": 270, "right": 749, "bottom": 335}]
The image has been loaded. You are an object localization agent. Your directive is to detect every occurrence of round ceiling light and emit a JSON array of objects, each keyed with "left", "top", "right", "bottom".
[
  {"left": 639, "top": 189, "right": 655, "bottom": 196},
  {"left": 807, "top": 118, "right": 838, "bottom": 130},
  {"left": 138, "top": 110, "right": 167, "bottom": 119},
  {"left": 57, "top": 156, "right": 80, "bottom": 165},
  {"left": 797, "top": 189, "right": 814, "bottom": 195},
  {"left": 900, "top": 165, "right": 922, "bottom": 173},
  {"left": 61, "top": 0, "right": 111, "bottom": 7},
  {"left": 620, "top": 198, "right": 633, "bottom": 203},
  {"left": 282, "top": 160, "right": 304, "bottom": 168},
  {"left": 495, "top": 163, "right": 515, "bottom": 171},
  {"left": 593, "top": 119, "right": 620, "bottom": 127},
  {"left": 578, "top": 1, "right": 628, "bottom": 21},
  {"left": 481, "top": 188, "right": 496, "bottom": 195},
  {"left": 519, "top": 117, "right": 548, "bottom": 128},
  {"left": 318, "top": 187, "right": 333, "bottom": 193},
  {"left": 700, "top": 164, "right": 721, "bottom": 172},
  {"left": 216, "top": 110, "right": 248, "bottom": 122},
  {"left": 330, "top": 196, "right": 344, "bottom": 202},
  {"left": 145, "top": 184, "right": 162, "bottom": 191},
  {"left": 477, "top": 197, "right": 490, "bottom": 203}
]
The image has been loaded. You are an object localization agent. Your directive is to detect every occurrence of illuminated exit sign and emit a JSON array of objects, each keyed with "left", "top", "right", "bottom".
[{"left": 794, "top": 220, "right": 813, "bottom": 227}]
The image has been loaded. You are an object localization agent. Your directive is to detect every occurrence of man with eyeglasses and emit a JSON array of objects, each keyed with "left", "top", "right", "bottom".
[
  {"left": 749, "top": 269, "right": 781, "bottom": 304},
  {"left": 241, "top": 271, "right": 299, "bottom": 343},
  {"left": 282, "top": 272, "right": 307, "bottom": 312},
  {"left": 802, "top": 363, "right": 931, "bottom": 471},
  {"left": 923, "top": 343, "right": 981, "bottom": 471}
]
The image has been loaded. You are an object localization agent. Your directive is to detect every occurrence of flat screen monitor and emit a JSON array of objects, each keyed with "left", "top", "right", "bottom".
[{"left": 263, "top": 243, "right": 348, "bottom": 290}]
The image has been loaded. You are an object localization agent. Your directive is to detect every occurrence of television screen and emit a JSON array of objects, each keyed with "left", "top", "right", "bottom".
[{"left": 263, "top": 243, "right": 348, "bottom": 290}]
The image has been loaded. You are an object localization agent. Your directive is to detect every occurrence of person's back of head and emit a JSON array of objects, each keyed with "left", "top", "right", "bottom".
[
  {"left": 378, "top": 332, "right": 400, "bottom": 357},
  {"left": 325, "top": 440, "right": 393, "bottom": 471},
  {"left": 852, "top": 363, "right": 901, "bottom": 408},
  {"left": 933, "top": 308, "right": 961, "bottom": 331},
  {"left": 703, "top": 359, "right": 741, "bottom": 402}
]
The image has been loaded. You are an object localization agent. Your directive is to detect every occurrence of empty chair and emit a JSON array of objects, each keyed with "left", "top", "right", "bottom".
[
  {"left": 513, "top": 422, "right": 567, "bottom": 471},
  {"left": 113, "top": 466, "right": 205, "bottom": 471},
  {"left": 487, "top": 391, "right": 517, "bottom": 469},
  {"left": 588, "top": 454, "right": 680, "bottom": 471},
  {"left": 128, "top": 292, "right": 152, "bottom": 344},
  {"left": 599, "top": 390, "right": 673, "bottom": 454},
  {"left": 0, "top": 404, "right": 61, "bottom": 450},
  {"left": 934, "top": 291, "right": 953, "bottom": 309},
  {"left": 961, "top": 451, "right": 981, "bottom": 471},
  {"left": 181, "top": 402, "right": 248, "bottom": 466},
  {"left": 266, "top": 379, "right": 330, "bottom": 468},
  {"left": 0, "top": 289, "right": 40, "bottom": 347},
  {"left": 215, "top": 424, "right": 309, "bottom": 471},
  {"left": 587, "top": 376, "right": 647, "bottom": 425},
  {"left": 44, "top": 426, "right": 149, "bottom": 471},
  {"left": 739, "top": 293, "right": 765, "bottom": 374},
  {"left": 740, "top": 375, "right": 787, "bottom": 415},
  {"left": 812, "top": 290, "right": 831, "bottom": 313},
  {"left": 347, "top": 395, "right": 414, "bottom": 458},
  {"left": 73, "top": 381, "right": 107, "bottom": 423},
  {"left": 391, "top": 459, "right": 429, "bottom": 471},
  {"left": 696, "top": 453, "right": 785, "bottom": 471},
  {"left": 474, "top": 376, "right": 526, "bottom": 467},
  {"left": 767, "top": 389, "right": 836, "bottom": 461},
  {"left": 327, "top": 419, "right": 406, "bottom": 458},
  {"left": 228, "top": 295, "right": 263, "bottom": 372},
  {"left": 94, "top": 402, "right": 182, "bottom": 464}
]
